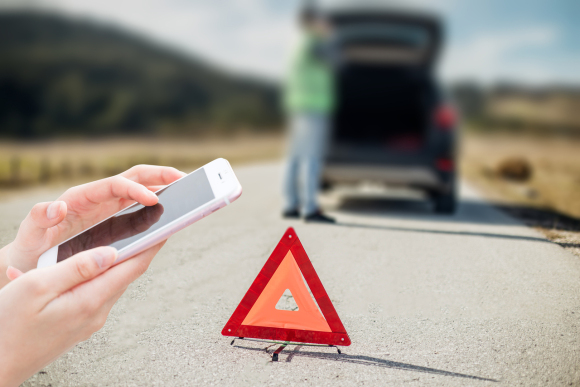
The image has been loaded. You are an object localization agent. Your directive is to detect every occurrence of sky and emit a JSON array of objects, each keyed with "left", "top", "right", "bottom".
[{"left": 2, "top": 0, "right": 579, "bottom": 86}]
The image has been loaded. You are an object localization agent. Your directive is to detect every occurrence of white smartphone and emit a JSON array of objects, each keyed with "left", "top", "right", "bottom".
[{"left": 37, "top": 158, "right": 242, "bottom": 268}]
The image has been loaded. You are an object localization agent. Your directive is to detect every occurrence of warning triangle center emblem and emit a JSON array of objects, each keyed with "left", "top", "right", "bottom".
[{"left": 274, "top": 289, "right": 298, "bottom": 311}]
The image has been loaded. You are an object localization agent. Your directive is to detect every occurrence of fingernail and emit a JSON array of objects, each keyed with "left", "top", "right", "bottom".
[
  {"left": 6, "top": 266, "right": 24, "bottom": 281},
  {"left": 145, "top": 188, "right": 158, "bottom": 200},
  {"left": 92, "top": 247, "right": 118, "bottom": 268},
  {"left": 46, "top": 201, "right": 62, "bottom": 220}
]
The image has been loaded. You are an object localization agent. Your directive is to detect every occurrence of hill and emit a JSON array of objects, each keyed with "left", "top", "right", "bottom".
[{"left": 0, "top": 11, "right": 282, "bottom": 138}]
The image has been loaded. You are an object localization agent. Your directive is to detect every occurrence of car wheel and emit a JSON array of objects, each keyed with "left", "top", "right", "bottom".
[
  {"left": 433, "top": 188, "right": 457, "bottom": 214},
  {"left": 434, "top": 194, "right": 456, "bottom": 214}
]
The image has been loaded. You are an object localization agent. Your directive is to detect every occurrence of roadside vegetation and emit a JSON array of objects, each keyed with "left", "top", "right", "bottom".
[
  {"left": 0, "top": 11, "right": 286, "bottom": 194},
  {"left": 0, "top": 134, "right": 284, "bottom": 193}
]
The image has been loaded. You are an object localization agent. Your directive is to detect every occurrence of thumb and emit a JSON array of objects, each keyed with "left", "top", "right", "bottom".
[
  {"left": 16, "top": 201, "right": 67, "bottom": 243},
  {"left": 41, "top": 246, "right": 118, "bottom": 296}
]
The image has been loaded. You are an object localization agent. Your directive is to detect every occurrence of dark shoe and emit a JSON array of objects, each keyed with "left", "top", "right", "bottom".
[
  {"left": 282, "top": 209, "right": 300, "bottom": 219},
  {"left": 304, "top": 210, "right": 335, "bottom": 223}
]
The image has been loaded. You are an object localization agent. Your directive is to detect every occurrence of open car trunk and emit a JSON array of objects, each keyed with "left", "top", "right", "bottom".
[
  {"left": 330, "top": 11, "right": 442, "bottom": 153},
  {"left": 334, "top": 64, "right": 434, "bottom": 151}
]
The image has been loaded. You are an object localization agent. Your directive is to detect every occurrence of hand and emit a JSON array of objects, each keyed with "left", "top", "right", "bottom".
[
  {"left": 0, "top": 165, "right": 184, "bottom": 287},
  {"left": 0, "top": 244, "right": 164, "bottom": 387}
]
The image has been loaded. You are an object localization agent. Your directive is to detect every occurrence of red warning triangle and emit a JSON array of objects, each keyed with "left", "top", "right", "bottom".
[{"left": 222, "top": 228, "right": 350, "bottom": 346}]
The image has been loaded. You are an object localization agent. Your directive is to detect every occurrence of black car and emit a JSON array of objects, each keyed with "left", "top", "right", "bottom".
[{"left": 322, "top": 5, "right": 457, "bottom": 214}]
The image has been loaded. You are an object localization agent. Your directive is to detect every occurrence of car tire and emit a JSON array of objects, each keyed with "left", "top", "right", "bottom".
[{"left": 434, "top": 193, "right": 456, "bottom": 214}]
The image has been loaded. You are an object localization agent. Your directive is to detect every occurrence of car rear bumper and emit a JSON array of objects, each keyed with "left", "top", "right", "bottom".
[{"left": 323, "top": 163, "right": 443, "bottom": 189}]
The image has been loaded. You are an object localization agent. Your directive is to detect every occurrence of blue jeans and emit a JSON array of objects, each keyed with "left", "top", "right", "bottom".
[{"left": 283, "top": 113, "right": 329, "bottom": 216}]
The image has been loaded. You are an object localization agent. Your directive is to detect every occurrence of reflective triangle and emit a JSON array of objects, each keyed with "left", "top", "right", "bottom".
[{"left": 222, "top": 227, "right": 351, "bottom": 346}]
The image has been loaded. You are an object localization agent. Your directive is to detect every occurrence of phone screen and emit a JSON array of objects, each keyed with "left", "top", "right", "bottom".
[{"left": 57, "top": 168, "right": 215, "bottom": 262}]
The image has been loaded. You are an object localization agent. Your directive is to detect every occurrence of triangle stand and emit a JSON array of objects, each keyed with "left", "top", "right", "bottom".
[{"left": 230, "top": 337, "right": 342, "bottom": 361}]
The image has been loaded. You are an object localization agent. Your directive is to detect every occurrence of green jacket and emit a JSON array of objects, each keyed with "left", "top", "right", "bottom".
[{"left": 284, "top": 33, "right": 335, "bottom": 113}]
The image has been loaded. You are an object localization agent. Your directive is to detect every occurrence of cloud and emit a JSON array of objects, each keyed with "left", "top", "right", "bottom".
[{"left": 440, "top": 27, "right": 565, "bottom": 84}]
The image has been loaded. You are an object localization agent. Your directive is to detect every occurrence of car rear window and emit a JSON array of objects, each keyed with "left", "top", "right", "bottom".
[
  {"left": 338, "top": 23, "right": 431, "bottom": 65},
  {"left": 340, "top": 23, "right": 429, "bottom": 47}
]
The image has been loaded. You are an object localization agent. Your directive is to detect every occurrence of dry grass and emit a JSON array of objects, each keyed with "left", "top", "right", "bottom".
[
  {"left": 461, "top": 131, "right": 580, "bottom": 256},
  {"left": 486, "top": 91, "right": 580, "bottom": 132},
  {"left": 0, "top": 134, "right": 284, "bottom": 192}
]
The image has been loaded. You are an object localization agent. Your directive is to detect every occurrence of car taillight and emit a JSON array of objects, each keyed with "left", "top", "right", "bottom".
[
  {"left": 434, "top": 105, "right": 456, "bottom": 131},
  {"left": 436, "top": 158, "right": 454, "bottom": 172}
]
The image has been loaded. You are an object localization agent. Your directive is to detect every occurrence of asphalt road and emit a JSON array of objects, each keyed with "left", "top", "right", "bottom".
[{"left": 1, "top": 163, "right": 579, "bottom": 386}]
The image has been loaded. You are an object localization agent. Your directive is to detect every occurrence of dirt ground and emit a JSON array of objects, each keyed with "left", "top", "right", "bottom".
[{"left": 461, "top": 132, "right": 580, "bottom": 257}]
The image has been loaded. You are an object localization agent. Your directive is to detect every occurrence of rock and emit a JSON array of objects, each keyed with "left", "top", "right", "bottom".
[{"left": 497, "top": 157, "right": 533, "bottom": 182}]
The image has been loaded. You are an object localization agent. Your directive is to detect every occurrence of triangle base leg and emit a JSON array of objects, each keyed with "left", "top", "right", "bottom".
[{"left": 272, "top": 343, "right": 288, "bottom": 362}]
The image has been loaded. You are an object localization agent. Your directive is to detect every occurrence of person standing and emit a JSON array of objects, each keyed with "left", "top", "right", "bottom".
[{"left": 282, "top": 7, "right": 335, "bottom": 223}]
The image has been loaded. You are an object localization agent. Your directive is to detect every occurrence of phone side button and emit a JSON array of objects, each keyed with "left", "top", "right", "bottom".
[
  {"left": 203, "top": 204, "right": 221, "bottom": 217},
  {"left": 185, "top": 213, "right": 204, "bottom": 226}
]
